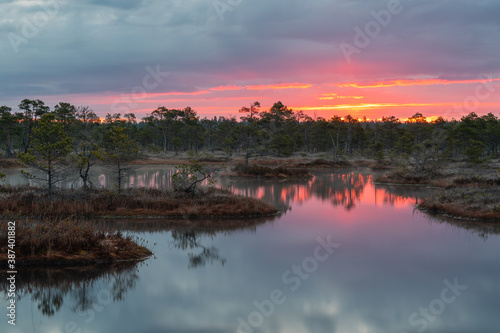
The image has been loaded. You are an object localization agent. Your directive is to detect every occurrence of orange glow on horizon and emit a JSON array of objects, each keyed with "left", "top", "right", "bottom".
[
  {"left": 298, "top": 102, "right": 457, "bottom": 111},
  {"left": 338, "top": 77, "right": 500, "bottom": 88},
  {"left": 210, "top": 85, "right": 245, "bottom": 91},
  {"left": 36, "top": 75, "right": 500, "bottom": 121},
  {"left": 318, "top": 93, "right": 364, "bottom": 100}
]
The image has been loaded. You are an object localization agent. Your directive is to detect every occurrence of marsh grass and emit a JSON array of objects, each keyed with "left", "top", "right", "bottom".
[
  {"left": 419, "top": 187, "right": 500, "bottom": 221},
  {"left": 0, "top": 186, "right": 278, "bottom": 218},
  {"left": 0, "top": 158, "right": 20, "bottom": 169},
  {"left": 0, "top": 218, "right": 152, "bottom": 265},
  {"left": 375, "top": 167, "right": 448, "bottom": 185},
  {"left": 232, "top": 163, "right": 312, "bottom": 178},
  {"left": 376, "top": 165, "right": 500, "bottom": 221},
  {"left": 291, "top": 158, "right": 352, "bottom": 169},
  {"left": 376, "top": 165, "right": 500, "bottom": 188}
]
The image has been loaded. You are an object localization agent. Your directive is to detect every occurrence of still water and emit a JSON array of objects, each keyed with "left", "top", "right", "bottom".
[{"left": 2, "top": 168, "right": 500, "bottom": 333}]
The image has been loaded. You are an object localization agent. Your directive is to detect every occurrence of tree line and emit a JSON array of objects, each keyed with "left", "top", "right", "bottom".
[{"left": 1, "top": 99, "right": 499, "bottom": 178}]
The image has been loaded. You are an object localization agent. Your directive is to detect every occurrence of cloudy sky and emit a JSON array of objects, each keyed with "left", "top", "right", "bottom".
[{"left": 1, "top": 0, "right": 500, "bottom": 119}]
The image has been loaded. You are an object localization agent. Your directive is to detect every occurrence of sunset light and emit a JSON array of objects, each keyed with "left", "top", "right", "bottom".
[{"left": 1, "top": 1, "right": 499, "bottom": 332}]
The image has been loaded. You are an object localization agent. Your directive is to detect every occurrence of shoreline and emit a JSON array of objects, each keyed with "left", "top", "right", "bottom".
[
  {"left": 0, "top": 187, "right": 279, "bottom": 219},
  {"left": 415, "top": 204, "right": 498, "bottom": 223},
  {"left": 0, "top": 254, "right": 152, "bottom": 268},
  {"left": 0, "top": 218, "right": 153, "bottom": 268},
  {"left": 0, "top": 156, "right": 391, "bottom": 170},
  {"left": 376, "top": 164, "right": 500, "bottom": 222}
]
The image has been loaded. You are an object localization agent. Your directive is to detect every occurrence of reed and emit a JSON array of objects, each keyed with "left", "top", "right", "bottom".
[
  {"left": 419, "top": 187, "right": 500, "bottom": 221},
  {"left": 0, "top": 218, "right": 152, "bottom": 266},
  {"left": 0, "top": 186, "right": 278, "bottom": 218},
  {"left": 232, "top": 163, "right": 312, "bottom": 178}
]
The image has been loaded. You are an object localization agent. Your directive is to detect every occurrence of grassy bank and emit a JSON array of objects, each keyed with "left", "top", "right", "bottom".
[
  {"left": 0, "top": 218, "right": 152, "bottom": 266},
  {"left": 101, "top": 154, "right": 388, "bottom": 169},
  {"left": 230, "top": 163, "right": 312, "bottom": 178},
  {"left": 375, "top": 163, "right": 500, "bottom": 187},
  {"left": 375, "top": 167, "right": 449, "bottom": 186},
  {"left": 0, "top": 186, "right": 278, "bottom": 219},
  {"left": 289, "top": 159, "right": 350, "bottom": 169},
  {"left": 376, "top": 163, "right": 500, "bottom": 221},
  {"left": 418, "top": 187, "right": 500, "bottom": 221},
  {"left": 0, "top": 158, "right": 20, "bottom": 169}
]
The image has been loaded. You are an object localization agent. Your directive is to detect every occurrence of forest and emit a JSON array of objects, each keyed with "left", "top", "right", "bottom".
[{"left": 1, "top": 99, "right": 499, "bottom": 170}]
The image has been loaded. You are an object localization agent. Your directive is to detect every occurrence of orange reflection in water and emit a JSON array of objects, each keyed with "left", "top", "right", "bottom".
[
  {"left": 97, "top": 170, "right": 428, "bottom": 214},
  {"left": 372, "top": 186, "right": 421, "bottom": 208},
  {"left": 225, "top": 172, "right": 430, "bottom": 212}
]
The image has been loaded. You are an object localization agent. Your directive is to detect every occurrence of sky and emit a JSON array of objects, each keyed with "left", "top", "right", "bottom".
[{"left": 1, "top": 0, "right": 500, "bottom": 120}]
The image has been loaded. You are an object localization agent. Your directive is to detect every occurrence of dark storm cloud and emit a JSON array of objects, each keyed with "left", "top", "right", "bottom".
[{"left": 0, "top": 0, "right": 499, "bottom": 104}]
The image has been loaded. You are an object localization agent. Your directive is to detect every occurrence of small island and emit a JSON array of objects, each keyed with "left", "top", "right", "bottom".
[
  {"left": 376, "top": 163, "right": 500, "bottom": 221},
  {"left": 0, "top": 186, "right": 278, "bottom": 219},
  {"left": 0, "top": 218, "right": 152, "bottom": 267},
  {"left": 228, "top": 163, "right": 312, "bottom": 179},
  {"left": 0, "top": 161, "right": 279, "bottom": 267}
]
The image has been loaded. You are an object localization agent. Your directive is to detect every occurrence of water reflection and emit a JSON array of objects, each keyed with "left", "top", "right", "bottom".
[
  {"left": 378, "top": 184, "right": 500, "bottom": 237},
  {"left": 221, "top": 172, "right": 383, "bottom": 210},
  {"left": 4, "top": 169, "right": 500, "bottom": 333},
  {"left": 2, "top": 262, "right": 141, "bottom": 317},
  {"left": 3, "top": 167, "right": 430, "bottom": 211},
  {"left": 171, "top": 230, "right": 226, "bottom": 268},
  {"left": 97, "top": 216, "right": 276, "bottom": 234},
  {"left": 97, "top": 216, "right": 276, "bottom": 269},
  {"left": 421, "top": 211, "right": 500, "bottom": 239},
  {"left": 4, "top": 167, "right": 180, "bottom": 189},
  {"left": 375, "top": 183, "right": 434, "bottom": 205}
]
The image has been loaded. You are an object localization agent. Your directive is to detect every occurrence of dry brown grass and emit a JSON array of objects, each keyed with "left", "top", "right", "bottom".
[
  {"left": 129, "top": 156, "right": 229, "bottom": 166},
  {"left": 125, "top": 155, "right": 398, "bottom": 170},
  {"left": 377, "top": 165, "right": 500, "bottom": 188},
  {"left": 0, "top": 186, "right": 278, "bottom": 219},
  {"left": 377, "top": 164, "right": 500, "bottom": 221},
  {"left": 376, "top": 167, "right": 447, "bottom": 185},
  {"left": 231, "top": 164, "right": 312, "bottom": 178},
  {"left": 419, "top": 187, "right": 500, "bottom": 221},
  {"left": 0, "top": 158, "right": 21, "bottom": 169},
  {"left": 290, "top": 159, "right": 351, "bottom": 169},
  {"left": 0, "top": 218, "right": 152, "bottom": 266}
]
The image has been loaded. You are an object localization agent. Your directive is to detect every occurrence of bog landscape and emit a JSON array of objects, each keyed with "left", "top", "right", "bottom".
[{"left": 1, "top": 1, "right": 500, "bottom": 332}]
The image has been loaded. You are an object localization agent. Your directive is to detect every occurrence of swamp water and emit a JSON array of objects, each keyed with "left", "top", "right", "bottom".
[{"left": 2, "top": 168, "right": 500, "bottom": 333}]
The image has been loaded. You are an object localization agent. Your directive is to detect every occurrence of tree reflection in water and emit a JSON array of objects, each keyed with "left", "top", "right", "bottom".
[
  {"left": 171, "top": 230, "right": 226, "bottom": 268},
  {"left": 220, "top": 172, "right": 372, "bottom": 210},
  {"left": 221, "top": 171, "right": 450, "bottom": 211},
  {"left": 2, "top": 262, "right": 141, "bottom": 317},
  {"left": 97, "top": 216, "right": 276, "bottom": 269},
  {"left": 374, "top": 183, "right": 435, "bottom": 205}
]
